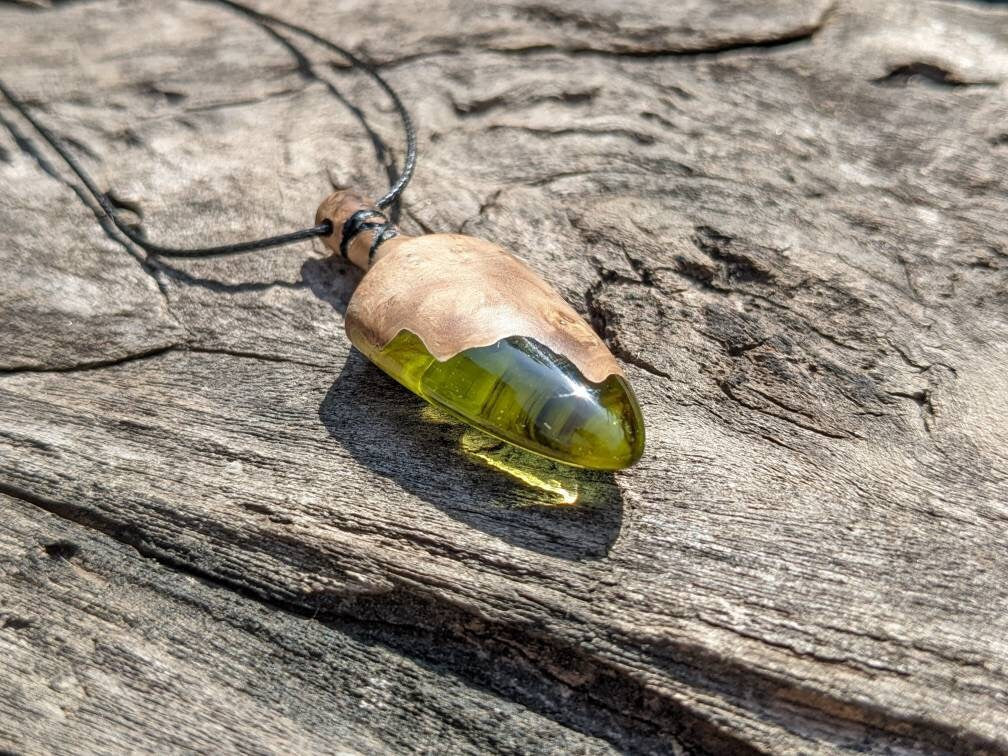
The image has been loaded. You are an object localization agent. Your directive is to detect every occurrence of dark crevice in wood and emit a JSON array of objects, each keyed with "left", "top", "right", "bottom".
[
  {"left": 550, "top": 0, "right": 832, "bottom": 57},
  {"left": 135, "top": 80, "right": 187, "bottom": 104},
  {"left": 180, "top": 85, "right": 308, "bottom": 114},
  {"left": 695, "top": 614, "right": 910, "bottom": 677},
  {"left": 486, "top": 123, "right": 657, "bottom": 146},
  {"left": 372, "top": 49, "right": 465, "bottom": 70},
  {"left": 453, "top": 88, "right": 598, "bottom": 117},
  {"left": 0, "top": 0, "right": 94, "bottom": 8},
  {"left": 373, "top": 2, "right": 836, "bottom": 65},
  {"left": 885, "top": 388, "right": 936, "bottom": 433},
  {"left": 400, "top": 206, "right": 437, "bottom": 236},
  {"left": 621, "top": 249, "right": 657, "bottom": 286},
  {"left": 886, "top": 389, "right": 935, "bottom": 415},
  {"left": 690, "top": 227, "right": 776, "bottom": 287},
  {"left": 885, "top": 339, "right": 958, "bottom": 377},
  {"left": 873, "top": 62, "right": 999, "bottom": 88},
  {"left": 0, "top": 339, "right": 340, "bottom": 374},
  {"left": 605, "top": 340, "right": 674, "bottom": 382},
  {"left": 584, "top": 270, "right": 674, "bottom": 383},
  {"left": 186, "top": 345, "right": 326, "bottom": 369},
  {"left": 42, "top": 539, "right": 81, "bottom": 560},
  {"left": 716, "top": 376, "right": 854, "bottom": 441},
  {"left": 482, "top": 25, "right": 825, "bottom": 60},
  {"left": 0, "top": 344, "right": 328, "bottom": 375},
  {"left": 104, "top": 188, "right": 144, "bottom": 220},
  {"left": 0, "top": 344, "right": 182, "bottom": 375},
  {"left": 0, "top": 615, "right": 34, "bottom": 630}
]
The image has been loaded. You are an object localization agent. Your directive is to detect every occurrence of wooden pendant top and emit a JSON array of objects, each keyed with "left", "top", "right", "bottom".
[{"left": 315, "top": 191, "right": 623, "bottom": 384}]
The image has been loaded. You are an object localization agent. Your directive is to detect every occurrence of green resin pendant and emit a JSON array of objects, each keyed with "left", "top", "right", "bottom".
[
  {"left": 359, "top": 330, "right": 644, "bottom": 470},
  {"left": 318, "top": 191, "right": 646, "bottom": 471}
]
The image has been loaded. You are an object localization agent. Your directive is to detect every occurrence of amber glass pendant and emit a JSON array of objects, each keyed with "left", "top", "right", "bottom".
[{"left": 317, "top": 192, "right": 645, "bottom": 471}]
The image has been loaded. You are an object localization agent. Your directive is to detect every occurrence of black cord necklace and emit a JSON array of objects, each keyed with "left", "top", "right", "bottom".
[
  {"left": 2, "top": 0, "right": 646, "bottom": 472},
  {"left": 0, "top": 0, "right": 415, "bottom": 258}
]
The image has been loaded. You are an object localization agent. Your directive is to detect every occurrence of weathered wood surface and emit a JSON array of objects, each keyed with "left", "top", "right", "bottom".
[
  {"left": 2, "top": 0, "right": 1008, "bottom": 752},
  {"left": 0, "top": 493, "right": 620, "bottom": 753}
]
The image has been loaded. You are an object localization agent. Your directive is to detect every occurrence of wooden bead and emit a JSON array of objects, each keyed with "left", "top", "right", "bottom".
[{"left": 315, "top": 190, "right": 401, "bottom": 271}]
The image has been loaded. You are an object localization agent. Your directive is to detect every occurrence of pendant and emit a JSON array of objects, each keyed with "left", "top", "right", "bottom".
[{"left": 317, "top": 192, "right": 645, "bottom": 471}]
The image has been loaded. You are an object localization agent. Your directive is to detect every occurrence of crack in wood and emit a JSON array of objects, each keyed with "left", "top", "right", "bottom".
[{"left": 0, "top": 344, "right": 327, "bottom": 375}]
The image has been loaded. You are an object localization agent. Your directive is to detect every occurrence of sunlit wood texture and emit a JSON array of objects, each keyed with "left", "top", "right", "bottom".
[{"left": 2, "top": 0, "right": 1008, "bottom": 752}]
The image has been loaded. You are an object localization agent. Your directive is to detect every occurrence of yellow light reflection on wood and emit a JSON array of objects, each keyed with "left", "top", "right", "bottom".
[{"left": 460, "top": 431, "right": 580, "bottom": 505}]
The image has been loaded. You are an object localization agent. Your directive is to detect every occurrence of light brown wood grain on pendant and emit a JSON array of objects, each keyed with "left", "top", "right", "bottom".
[{"left": 316, "top": 191, "right": 623, "bottom": 384}]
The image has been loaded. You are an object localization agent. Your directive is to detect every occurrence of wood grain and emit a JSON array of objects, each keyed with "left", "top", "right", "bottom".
[
  {"left": 0, "top": 493, "right": 627, "bottom": 753},
  {"left": 2, "top": 0, "right": 1008, "bottom": 752}
]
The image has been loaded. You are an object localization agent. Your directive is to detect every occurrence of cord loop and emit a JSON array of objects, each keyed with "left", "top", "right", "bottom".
[{"left": 339, "top": 209, "right": 398, "bottom": 262}]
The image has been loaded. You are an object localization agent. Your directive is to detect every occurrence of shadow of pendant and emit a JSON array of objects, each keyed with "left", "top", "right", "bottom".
[{"left": 318, "top": 351, "right": 625, "bottom": 560}]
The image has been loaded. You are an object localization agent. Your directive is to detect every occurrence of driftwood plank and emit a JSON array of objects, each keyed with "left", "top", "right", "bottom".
[{"left": 2, "top": 0, "right": 1008, "bottom": 752}]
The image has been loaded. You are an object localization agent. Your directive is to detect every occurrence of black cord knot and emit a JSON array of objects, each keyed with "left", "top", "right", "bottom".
[{"left": 340, "top": 208, "right": 398, "bottom": 263}]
